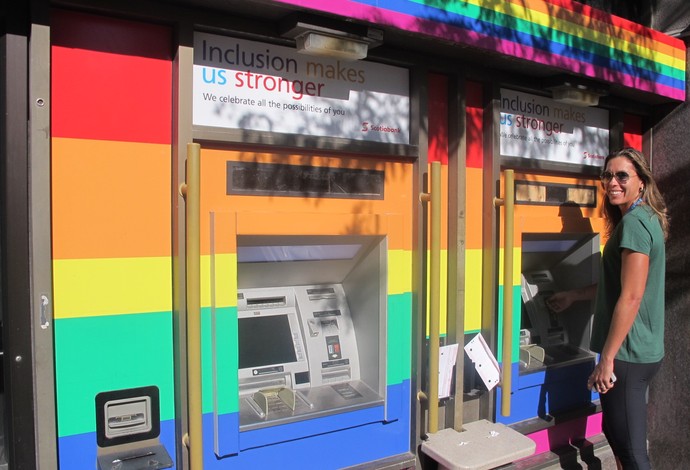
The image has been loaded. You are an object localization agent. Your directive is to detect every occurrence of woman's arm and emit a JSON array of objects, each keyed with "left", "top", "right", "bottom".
[
  {"left": 588, "top": 248, "right": 649, "bottom": 393},
  {"left": 546, "top": 284, "right": 597, "bottom": 313}
]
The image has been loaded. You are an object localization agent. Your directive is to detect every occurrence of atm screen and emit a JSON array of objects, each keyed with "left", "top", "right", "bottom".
[{"left": 238, "top": 315, "right": 298, "bottom": 369}]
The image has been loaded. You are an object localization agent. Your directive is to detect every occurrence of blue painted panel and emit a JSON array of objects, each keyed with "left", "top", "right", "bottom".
[
  {"left": 238, "top": 406, "right": 386, "bottom": 451},
  {"left": 497, "top": 362, "right": 596, "bottom": 425},
  {"left": 58, "top": 384, "right": 410, "bottom": 469},
  {"left": 58, "top": 419, "right": 177, "bottom": 470}
]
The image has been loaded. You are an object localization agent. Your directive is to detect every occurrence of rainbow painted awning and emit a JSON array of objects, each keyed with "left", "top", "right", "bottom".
[{"left": 275, "top": 0, "right": 686, "bottom": 101}]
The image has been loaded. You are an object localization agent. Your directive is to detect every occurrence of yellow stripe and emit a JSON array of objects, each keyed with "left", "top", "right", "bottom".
[
  {"left": 202, "top": 253, "right": 237, "bottom": 309},
  {"left": 53, "top": 257, "right": 172, "bottom": 319},
  {"left": 389, "top": 249, "right": 412, "bottom": 295},
  {"left": 498, "top": 247, "right": 522, "bottom": 286},
  {"left": 203, "top": 251, "right": 408, "bottom": 308},
  {"left": 464, "top": 249, "right": 483, "bottom": 332},
  {"left": 425, "top": 249, "right": 449, "bottom": 336}
]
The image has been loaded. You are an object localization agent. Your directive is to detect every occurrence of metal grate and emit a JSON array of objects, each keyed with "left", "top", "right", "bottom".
[
  {"left": 227, "top": 162, "right": 385, "bottom": 199},
  {"left": 515, "top": 180, "right": 597, "bottom": 207}
]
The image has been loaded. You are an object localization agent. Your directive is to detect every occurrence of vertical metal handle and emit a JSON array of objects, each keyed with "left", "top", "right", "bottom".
[
  {"left": 420, "top": 161, "right": 442, "bottom": 433},
  {"left": 181, "top": 143, "right": 203, "bottom": 468},
  {"left": 494, "top": 169, "right": 515, "bottom": 417}
]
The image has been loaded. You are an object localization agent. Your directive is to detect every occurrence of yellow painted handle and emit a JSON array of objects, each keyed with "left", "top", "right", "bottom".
[
  {"left": 496, "top": 170, "right": 515, "bottom": 417},
  {"left": 421, "top": 161, "right": 442, "bottom": 433},
  {"left": 183, "top": 143, "right": 203, "bottom": 468}
]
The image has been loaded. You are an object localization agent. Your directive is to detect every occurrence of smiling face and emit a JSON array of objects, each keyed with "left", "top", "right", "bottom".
[{"left": 602, "top": 156, "right": 645, "bottom": 213}]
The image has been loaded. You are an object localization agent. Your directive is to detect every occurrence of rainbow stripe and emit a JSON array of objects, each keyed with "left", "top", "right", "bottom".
[
  {"left": 51, "top": 9, "right": 176, "bottom": 468},
  {"left": 272, "top": 0, "right": 686, "bottom": 100}
]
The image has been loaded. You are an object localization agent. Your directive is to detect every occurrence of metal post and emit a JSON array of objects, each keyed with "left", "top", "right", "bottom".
[{"left": 181, "top": 143, "right": 203, "bottom": 468}]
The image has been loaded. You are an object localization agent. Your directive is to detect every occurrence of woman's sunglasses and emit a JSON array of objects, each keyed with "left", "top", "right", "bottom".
[{"left": 600, "top": 171, "right": 637, "bottom": 183}]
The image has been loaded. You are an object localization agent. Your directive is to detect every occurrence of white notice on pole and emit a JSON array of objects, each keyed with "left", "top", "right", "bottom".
[{"left": 439, "top": 343, "right": 459, "bottom": 399}]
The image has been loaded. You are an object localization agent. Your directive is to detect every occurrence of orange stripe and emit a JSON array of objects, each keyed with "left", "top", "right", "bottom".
[
  {"left": 512, "top": 172, "right": 605, "bottom": 219},
  {"left": 426, "top": 164, "right": 449, "bottom": 250},
  {"left": 52, "top": 138, "right": 171, "bottom": 259},
  {"left": 200, "top": 149, "right": 413, "bottom": 253},
  {"left": 465, "top": 167, "right": 483, "bottom": 250}
]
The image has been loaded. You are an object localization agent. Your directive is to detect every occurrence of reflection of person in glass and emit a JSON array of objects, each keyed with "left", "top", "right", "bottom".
[{"left": 547, "top": 148, "right": 668, "bottom": 470}]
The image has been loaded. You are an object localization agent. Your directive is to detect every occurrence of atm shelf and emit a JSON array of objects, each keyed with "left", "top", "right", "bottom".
[
  {"left": 519, "top": 345, "right": 595, "bottom": 375},
  {"left": 239, "top": 380, "right": 384, "bottom": 431}
]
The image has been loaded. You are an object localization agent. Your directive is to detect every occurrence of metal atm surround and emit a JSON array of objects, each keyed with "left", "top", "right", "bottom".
[
  {"left": 519, "top": 233, "right": 600, "bottom": 374},
  {"left": 236, "top": 235, "right": 387, "bottom": 431}
]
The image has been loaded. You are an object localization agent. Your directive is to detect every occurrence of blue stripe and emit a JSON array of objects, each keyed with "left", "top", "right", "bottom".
[
  {"left": 210, "top": 381, "right": 411, "bottom": 468},
  {"left": 58, "top": 419, "right": 177, "bottom": 470},
  {"left": 57, "top": 380, "right": 411, "bottom": 468}
]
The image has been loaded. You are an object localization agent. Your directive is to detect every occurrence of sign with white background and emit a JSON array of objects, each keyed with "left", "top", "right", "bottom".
[
  {"left": 193, "top": 32, "right": 410, "bottom": 144},
  {"left": 500, "top": 88, "right": 609, "bottom": 167}
]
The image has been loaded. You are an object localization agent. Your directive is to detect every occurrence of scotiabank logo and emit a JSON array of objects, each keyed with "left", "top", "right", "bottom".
[
  {"left": 361, "top": 121, "right": 401, "bottom": 134},
  {"left": 583, "top": 151, "right": 605, "bottom": 161}
]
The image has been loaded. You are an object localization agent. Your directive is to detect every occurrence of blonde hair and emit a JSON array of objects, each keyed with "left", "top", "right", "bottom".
[{"left": 602, "top": 148, "right": 669, "bottom": 240}]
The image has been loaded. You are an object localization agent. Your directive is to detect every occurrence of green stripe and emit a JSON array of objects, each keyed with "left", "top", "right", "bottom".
[
  {"left": 387, "top": 292, "right": 412, "bottom": 385},
  {"left": 54, "top": 312, "right": 174, "bottom": 437},
  {"left": 496, "top": 285, "right": 522, "bottom": 361},
  {"left": 202, "top": 306, "right": 238, "bottom": 414}
]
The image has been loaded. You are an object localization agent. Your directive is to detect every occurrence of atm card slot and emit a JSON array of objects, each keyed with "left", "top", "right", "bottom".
[
  {"left": 322, "top": 358, "right": 350, "bottom": 368},
  {"left": 246, "top": 296, "right": 287, "bottom": 308},
  {"left": 307, "top": 287, "right": 337, "bottom": 301},
  {"left": 313, "top": 310, "right": 342, "bottom": 318}
]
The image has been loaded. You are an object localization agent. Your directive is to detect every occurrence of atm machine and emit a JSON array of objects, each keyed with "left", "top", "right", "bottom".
[
  {"left": 235, "top": 235, "right": 387, "bottom": 431},
  {"left": 508, "top": 232, "right": 600, "bottom": 423},
  {"left": 519, "top": 233, "right": 599, "bottom": 374}
]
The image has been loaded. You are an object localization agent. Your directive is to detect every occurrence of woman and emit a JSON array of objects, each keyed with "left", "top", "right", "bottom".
[{"left": 547, "top": 148, "right": 668, "bottom": 469}]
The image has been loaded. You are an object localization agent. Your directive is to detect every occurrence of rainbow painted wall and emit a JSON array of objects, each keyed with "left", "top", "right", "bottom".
[
  {"left": 47, "top": 1, "right": 665, "bottom": 467},
  {"left": 50, "top": 10, "right": 414, "bottom": 468},
  {"left": 51, "top": 10, "right": 176, "bottom": 468},
  {"left": 425, "top": 75, "right": 485, "bottom": 337},
  {"left": 273, "top": 0, "right": 686, "bottom": 101}
]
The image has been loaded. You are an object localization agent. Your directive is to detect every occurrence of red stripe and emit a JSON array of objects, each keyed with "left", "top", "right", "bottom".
[
  {"left": 51, "top": 10, "right": 172, "bottom": 144},
  {"left": 466, "top": 81, "right": 483, "bottom": 169},
  {"left": 623, "top": 114, "right": 642, "bottom": 151},
  {"left": 428, "top": 74, "right": 449, "bottom": 164}
]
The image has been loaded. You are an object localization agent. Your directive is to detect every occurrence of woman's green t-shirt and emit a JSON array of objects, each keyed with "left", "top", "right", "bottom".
[{"left": 590, "top": 205, "right": 665, "bottom": 363}]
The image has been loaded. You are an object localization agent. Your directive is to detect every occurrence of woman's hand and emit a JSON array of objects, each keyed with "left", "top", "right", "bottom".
[
  {"left": 545, "top": 285, "right": 597, "bottom": 313},
  {"left": 587, "top": 361, "right": 615, "bottom": 394},
  {"left": 546, "top": 291, "right": 576, "bottom": 313}
]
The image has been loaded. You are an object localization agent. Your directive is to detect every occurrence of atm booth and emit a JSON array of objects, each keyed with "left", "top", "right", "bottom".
[
  {"left": 236, "top": 235, "right": 386, "bottom": 430},
  {"left": 520, "top": 232, "right": 599, "bottom": 378},
  {"left": 491, "top": 88, "right": 610, "bottom": 445},
  {"left": 513, "top": 229, "right": 601, "bottom": 423},
  {"left": 198, "top": 148, "right": 414, "bottom": 468},
  {"left": 494, "top": 170, "right": 606, "bottom": 436}
]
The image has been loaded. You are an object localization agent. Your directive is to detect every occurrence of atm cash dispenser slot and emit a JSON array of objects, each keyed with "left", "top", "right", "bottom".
[{"left": 237, "top": 285, "right": 383, "bottom": 430}]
